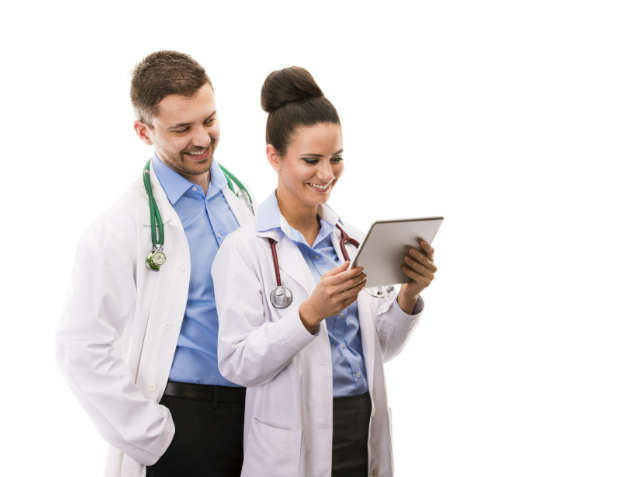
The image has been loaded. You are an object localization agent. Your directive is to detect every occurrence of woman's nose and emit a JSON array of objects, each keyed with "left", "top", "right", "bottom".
[{"left": 316, "top": 160, "right": 334, "bottom": 181}]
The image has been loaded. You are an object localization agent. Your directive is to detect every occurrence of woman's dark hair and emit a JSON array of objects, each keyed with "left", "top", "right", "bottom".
[{"left": 261, "top": 66, "right": 340, "bottom": 154}]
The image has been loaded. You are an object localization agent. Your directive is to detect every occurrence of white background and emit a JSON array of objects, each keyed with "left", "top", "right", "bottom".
[{"left": 1, "top": 1, "right": 639, "bottom": 475}]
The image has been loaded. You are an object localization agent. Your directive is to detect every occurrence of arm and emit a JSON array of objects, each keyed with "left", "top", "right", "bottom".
[
  {"left": 55, "top": 222, "right": 174, "bottom": 466},
  {"left": 213, "top": 236, "right": 316, "bottom": 387},
  {"left": 376, "top": 239, "right": 437, "bottom": 363}
]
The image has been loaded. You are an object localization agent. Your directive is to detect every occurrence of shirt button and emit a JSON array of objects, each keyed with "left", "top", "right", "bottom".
[
  {"left": 356, "top": 373, "right": 361, "bottom": 378},
  {"left": 216, "top": 233, "right": 221, "bottom": 238},
  {"left": 340, "top": 344, "right": 345, "bottom": 349},
  {"left": 314, "top": 255, "right": 320, "bottom": 260},
  {"left": 339, "top": 313, "right": 343, "bottom": 318},
  {"left": 192, "top": 187, "right": 197, "bottom": 191},
  {"left": 164, "top": 322, "right": 173, "bottom": 330},
  {"left": 148, "top": 383, "right": 157, "bottom": 392},
  {"left": 372, "top": 469, "right": 378, "bottom": 477},
  {"left": 180, "top": 263, "right": 187, "bottom": 270}
]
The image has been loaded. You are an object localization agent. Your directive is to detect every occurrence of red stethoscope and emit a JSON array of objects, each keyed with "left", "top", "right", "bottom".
[{"left": 268, "top": 224, "right": 393, "bottom": 309}]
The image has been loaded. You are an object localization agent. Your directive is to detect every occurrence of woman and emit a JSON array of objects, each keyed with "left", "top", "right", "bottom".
[{"left": 212, "top": 67, "right": 437, "bottom": 477}]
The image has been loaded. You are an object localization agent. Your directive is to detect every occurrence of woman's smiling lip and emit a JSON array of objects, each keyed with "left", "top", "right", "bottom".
[
  {"left": 184, "top": 146, "right": 210, "bottom": 162},
  {"left": 306, "top": 181, "right": 332, "bottom": 193}
]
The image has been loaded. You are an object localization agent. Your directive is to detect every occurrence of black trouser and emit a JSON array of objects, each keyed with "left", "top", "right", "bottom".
[
  {"left": 146, "top": 382, "right": 245, "bottom": 477},
  {"left": 332, "top": 391, "right": 372, "bottom": 477}
]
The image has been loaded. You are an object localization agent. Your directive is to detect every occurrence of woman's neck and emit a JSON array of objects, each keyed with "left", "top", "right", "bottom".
[{"left": 275, "top": 187, "right": 321, "bottom": 247}]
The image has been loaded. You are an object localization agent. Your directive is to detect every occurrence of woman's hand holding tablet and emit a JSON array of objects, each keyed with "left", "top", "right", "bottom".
[
  {"left": 350, "top": 216, "right": 443, "bottom": 314},
  {"left": 397, "top": 240, "right": 437, "bottom": 314},
  {"left": 299, "top": 263, "right": 367, "bottom": 334}
]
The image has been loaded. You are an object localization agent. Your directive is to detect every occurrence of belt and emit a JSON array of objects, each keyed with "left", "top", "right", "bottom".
[{"left": 164, "top": 381, "right": 246, "bottom": 408}]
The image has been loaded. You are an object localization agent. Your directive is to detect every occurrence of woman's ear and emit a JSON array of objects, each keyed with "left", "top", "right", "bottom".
[{"left": 266, "top": 144, "right": 281, "bottom": 171}]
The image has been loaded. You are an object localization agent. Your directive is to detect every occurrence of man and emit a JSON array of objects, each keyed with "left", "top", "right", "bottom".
[{"left": 55, "top": 51, "right": 256, "bottom": 477}]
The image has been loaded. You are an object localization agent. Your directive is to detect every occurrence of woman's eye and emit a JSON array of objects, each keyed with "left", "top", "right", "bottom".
[
  {"left": 302, "top": 159, "right": 319, "bottom": 165},
  {"left": 331, "top": 157, "right": 343, "bottom": 163}
]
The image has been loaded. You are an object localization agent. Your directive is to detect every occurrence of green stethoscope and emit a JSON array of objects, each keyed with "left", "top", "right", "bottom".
[{"left": 143, "top": 158, "right": 253, "bottom": 271}]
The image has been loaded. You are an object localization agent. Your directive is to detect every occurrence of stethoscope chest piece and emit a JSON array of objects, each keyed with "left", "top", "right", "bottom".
[
  {"left": 146, "top": 245, "right": 167, "bottom": 271},
  {"left": 270, "top": 286, "right": 293, "bottom": 309}
]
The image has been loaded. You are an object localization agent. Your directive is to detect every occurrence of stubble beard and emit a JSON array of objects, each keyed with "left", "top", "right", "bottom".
[{"left": 159, "top": 139, "right": 216, "bottom": 177}]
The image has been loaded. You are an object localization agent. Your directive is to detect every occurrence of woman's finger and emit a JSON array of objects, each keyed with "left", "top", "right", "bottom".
[
  {"left": 408, "top": 248, "right": 437, "bottom": 271},
  {"left": 327, "top": 266, "right": 364, "bottom": 287},
  {"left": 404, "top": 256, "right": 430, "bottom": 276},
  {"left": 418, "top": 240, "right": 435, "bottom": 261}
]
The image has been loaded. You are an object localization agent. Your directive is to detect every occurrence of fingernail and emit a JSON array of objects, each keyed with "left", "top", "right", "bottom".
[
  {"left": 422, "top": 241, "right": 427, "bottom": 246},
  {"left": 410, "top": 249, "right": 416, "bottom": 255}
]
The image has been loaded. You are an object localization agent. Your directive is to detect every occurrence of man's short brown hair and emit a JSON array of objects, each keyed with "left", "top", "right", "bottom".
[{"left": 130, "top": 50, "right": 212, "bottom": 126}]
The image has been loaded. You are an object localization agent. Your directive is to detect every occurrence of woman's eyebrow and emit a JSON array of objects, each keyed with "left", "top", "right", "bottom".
[{"left": 300, "top": 149, "right": 344, "bottom": 157}]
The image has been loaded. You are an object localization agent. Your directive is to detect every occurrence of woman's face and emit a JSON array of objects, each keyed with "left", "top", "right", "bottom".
[{"left": 269, "top": 122, "right": 344, "bottom": 209}]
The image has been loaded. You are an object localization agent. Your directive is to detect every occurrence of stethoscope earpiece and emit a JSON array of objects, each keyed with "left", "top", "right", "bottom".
[{"left": 365, "top": 286, "right": 395, "bottom": 300}]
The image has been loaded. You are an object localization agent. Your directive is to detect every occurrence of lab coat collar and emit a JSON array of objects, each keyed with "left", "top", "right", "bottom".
[
  {"left": 255, "top": 190, "right": 342, "bottom": 242},
  {"left": 139, "top": 159, "right": 181, "bottom": 227},
  {"left": 152, "top": 154, "right": 229, "bottom": 204}
]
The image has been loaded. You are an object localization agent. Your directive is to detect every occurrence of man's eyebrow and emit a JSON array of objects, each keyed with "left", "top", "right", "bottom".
[
  {"left": 169, "top": 110, "right": 217, "bottom": 129},
  {"left": 300, "top": 150, "right": 344, "bottom": 157}
]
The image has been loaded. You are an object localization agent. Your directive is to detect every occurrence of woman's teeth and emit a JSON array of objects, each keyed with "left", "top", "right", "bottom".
[{"left": 308, "top": 183, "right": 330, "bottom": 190}]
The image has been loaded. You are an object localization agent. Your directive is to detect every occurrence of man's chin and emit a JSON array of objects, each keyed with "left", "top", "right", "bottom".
[{"left": 180, "top": 155, "right": 213, "bottom": 175}]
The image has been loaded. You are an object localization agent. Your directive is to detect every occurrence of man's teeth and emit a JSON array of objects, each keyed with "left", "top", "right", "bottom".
[
  {"left": 309, "top": 183, "right": 330, "bottom": 190},
  {"left": 187, "top": 150, "right": 206, "bottom": 155}
]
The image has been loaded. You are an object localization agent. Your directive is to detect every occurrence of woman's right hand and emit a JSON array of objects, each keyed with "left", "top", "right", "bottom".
[{"left": 298, "top": 262, "right": 367, "bottom": 334}]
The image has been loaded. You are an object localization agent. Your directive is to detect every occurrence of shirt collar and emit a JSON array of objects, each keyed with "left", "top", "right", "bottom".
[
  {"left": 152, "top": 154, "right": 229, "bottom": 205},
  {"left": 256, "top": 190, "right": 342, "bottom": 244}
]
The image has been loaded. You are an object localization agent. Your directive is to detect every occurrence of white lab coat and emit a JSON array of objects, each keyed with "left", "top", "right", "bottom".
[
  {"left": 54, "top": 160, "right": 255, "bottom": 477},
  {"left": 213, "top": 205, "right": 424, "bottom": 477}
]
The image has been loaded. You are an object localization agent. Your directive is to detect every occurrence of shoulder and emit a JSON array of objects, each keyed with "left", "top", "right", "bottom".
[
  {"left": 220, "top": 218, "right": 263, "bottom": 256},
  {"left": 77, "top": 176, "right": 142, "bottom": 259}
]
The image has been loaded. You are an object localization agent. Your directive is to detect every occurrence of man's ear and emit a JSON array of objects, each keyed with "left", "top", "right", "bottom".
[
  {"left": 266, "top": 144, "right": 281, "bottom": 171},
  {"left": 133, "top": 120, "right": 154, "bottom": 146}
]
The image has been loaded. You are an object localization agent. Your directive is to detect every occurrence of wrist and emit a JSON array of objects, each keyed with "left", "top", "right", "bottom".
[
  {"left": 299, "top": 300, "right": 320, "bottom": 334},
  {"left": 397, "top": 285, "right": 418, "bottom": 314}
]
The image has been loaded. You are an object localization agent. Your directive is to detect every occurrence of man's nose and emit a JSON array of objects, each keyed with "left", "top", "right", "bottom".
[{"left": 192, "top": 127, "right": 211, "bottom": 148}]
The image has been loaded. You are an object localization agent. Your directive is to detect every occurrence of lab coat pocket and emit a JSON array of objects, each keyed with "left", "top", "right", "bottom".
[{"left": 242, "top": 417, "right": 302, "bottom": 477}]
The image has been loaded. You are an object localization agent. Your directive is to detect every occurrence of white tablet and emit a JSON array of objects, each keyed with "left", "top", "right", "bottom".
[{"left": 350, "top": 217, "right": 443, "bottom": 288}]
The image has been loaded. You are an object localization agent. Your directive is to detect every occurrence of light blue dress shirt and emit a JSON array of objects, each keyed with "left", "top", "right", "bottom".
[
  {"left": 153, "top": 155, "right": 242, "bottom": 387},
  {"left": 257, "top": 191, "right": 369, "bottom": 397}
]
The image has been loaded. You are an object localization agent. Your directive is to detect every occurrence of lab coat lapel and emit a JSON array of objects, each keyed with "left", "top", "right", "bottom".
[
  {"left": 256, "top": 229, "right": 316, "bottom": 296},
  {"left": 357, "top": 293, "right": 376, "bottom": 393},
  {"left": 222, "top": 186, "right": 255, "bottom": 226},
  {"left": 332, "top": 227, "right": 377, "bottom": 385},
  {"left": 139, "top": 160, "right": 181, "bottom": 228}
]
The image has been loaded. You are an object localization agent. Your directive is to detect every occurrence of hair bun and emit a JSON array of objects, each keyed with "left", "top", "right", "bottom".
[{"left": 261, "top": 66, "right": 324, "bottom": 113}]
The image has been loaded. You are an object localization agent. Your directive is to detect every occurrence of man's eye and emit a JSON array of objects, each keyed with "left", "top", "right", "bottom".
[
  {"left": 205, "top": 118, "right": 215, "bottom": 125},
  {"left": 175, "top": 128, "right": 189, "bottom": 134}
]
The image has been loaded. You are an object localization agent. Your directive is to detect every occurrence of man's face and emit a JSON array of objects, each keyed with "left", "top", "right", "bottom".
[{"left": 138, "top": 83, "right": 220, "bottom": 178}]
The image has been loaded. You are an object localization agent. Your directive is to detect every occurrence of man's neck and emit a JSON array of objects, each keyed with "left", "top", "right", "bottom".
[
  {"left": 156, "top": 155, "right": 211, "bottom": 195},
  {"left": 275, "top": 188, "right": 321, "bottom": 247},
  {"left": 181, "top": 170, "right": 210, "bottom": 195}
]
